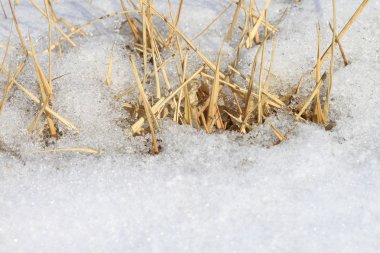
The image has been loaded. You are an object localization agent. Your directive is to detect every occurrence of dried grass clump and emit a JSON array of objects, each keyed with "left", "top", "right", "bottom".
[
  {"left": 118, "top": 0, "right": 283, "bottom": 154},
  {"left": 0, "top": 0, "right": 370, "bottom": 155},
  {"left": 118, "top": 0, "right": 369, "bottom": 154},
  {"left": 295, "top": 0, "right": 369, "bottom": 123},
  {"left": 1, "top": 0, "right": 79, "bottom": 142}
]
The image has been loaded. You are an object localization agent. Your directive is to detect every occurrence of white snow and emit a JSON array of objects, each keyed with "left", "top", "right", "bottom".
[{"left": 1, "top": 0, "right": 380, "bottom": 252}]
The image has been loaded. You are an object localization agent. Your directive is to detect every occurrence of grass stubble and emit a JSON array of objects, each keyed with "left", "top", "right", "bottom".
[{"left": 0, "top": 0, "right": 370, "bottom": 155}]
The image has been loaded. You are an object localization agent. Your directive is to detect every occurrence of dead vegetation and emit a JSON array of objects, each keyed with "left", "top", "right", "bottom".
[{"left": 0, "top": 0, "right": 370, "bottom": 154}]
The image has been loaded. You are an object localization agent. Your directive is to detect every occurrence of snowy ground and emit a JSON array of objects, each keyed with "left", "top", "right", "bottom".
[{"left": 1, "top": 0, "right": 380, "bottom": 252}]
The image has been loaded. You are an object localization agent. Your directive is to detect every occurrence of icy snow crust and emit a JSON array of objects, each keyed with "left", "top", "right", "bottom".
[{"left": 1, "top": 0, "right": 380, "bottom": 252}]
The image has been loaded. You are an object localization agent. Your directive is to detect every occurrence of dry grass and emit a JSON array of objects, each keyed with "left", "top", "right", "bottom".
[
  {"left": 122, "top": 0, "right": 282, "bottom": 148},
  {"left": 120, "top": 0, "right": 367, "bottom": 153},
  {"left": 0, "top": 0, "right": 370, "bottom": 154},
  {"left": 296, "top": 0, "right": 369, "bottom": 123}
]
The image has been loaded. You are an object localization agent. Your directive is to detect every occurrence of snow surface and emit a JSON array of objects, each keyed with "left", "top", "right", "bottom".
[{"left": 1, "top": 0, "right": 380, "bottom": 252}]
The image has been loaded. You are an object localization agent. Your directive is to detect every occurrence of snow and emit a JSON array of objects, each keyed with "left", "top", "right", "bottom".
[{"left": 1, "top": 0, "right": 380, "bottom": 252}]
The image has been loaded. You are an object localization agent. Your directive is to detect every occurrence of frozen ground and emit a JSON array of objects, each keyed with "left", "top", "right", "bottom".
[{"left": 1, "top": 0, "right": 380, "bottom": 252}]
